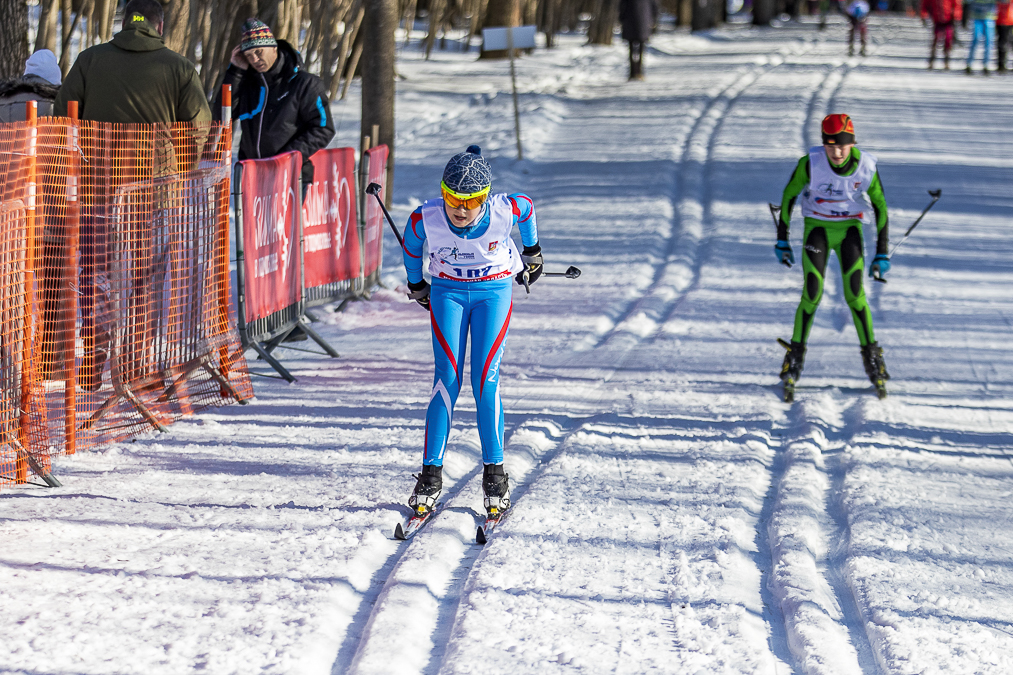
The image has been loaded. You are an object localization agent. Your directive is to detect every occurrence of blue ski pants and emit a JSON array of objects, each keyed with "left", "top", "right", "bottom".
[
  {"left": 424, "top": 278, "right": 513, "bottom": 466},
  {"left": 967, "top": 19, "right": 996, "bottom": 67}
]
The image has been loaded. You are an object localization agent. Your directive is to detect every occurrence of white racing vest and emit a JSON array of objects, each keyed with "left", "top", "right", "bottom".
[
  {"left": 423, "top": 193, "right": 522, "bottom": 282},
  {"left": 800, "top": 146, "right": 877, "bottom": 222}
]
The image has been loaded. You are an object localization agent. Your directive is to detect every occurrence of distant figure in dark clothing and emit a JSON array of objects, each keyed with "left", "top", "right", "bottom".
[
  {"left": 619, "top": 0, "right": 659, "bottom": 81},
  {"left": 214, "top": 19, "right": 335, "bottom": 197}
]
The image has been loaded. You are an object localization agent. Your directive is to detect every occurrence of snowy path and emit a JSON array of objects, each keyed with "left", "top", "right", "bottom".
[{"left": 4, "top": 17, "right": 1013, "bottom": 675}]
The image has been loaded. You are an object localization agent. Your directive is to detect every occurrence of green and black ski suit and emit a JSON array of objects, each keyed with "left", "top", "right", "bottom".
[{"left": 779, "top": 146, "right": 889, "bottom": 346}]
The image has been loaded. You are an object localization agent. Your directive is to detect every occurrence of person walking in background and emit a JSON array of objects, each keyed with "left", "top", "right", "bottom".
[
  {"left": 619, "top": 0, "right": 659, "bottom": 80},
  {"left": 0, "top": 49, "right": 61, "bottom": 122},
  {"left": 213, "top": 19, "right": 335, "bottom": 200},
  {"left": 774, "top": 114, "right": 891, "bottom": 402},
  {"left": 921, "top": 0, "right": 963, "bottom": 69},
  {"left": 845, "top": 0, "right": 871, "bottom": 56},
  {"left": 996, "top": 0, "right": 1012, "bottom": 70},
  {"left": 54, "top": 0, "right": 212, "bottom": 392},
  {"left": 964, "top": 0, "right": 998, "bottom": 73}
]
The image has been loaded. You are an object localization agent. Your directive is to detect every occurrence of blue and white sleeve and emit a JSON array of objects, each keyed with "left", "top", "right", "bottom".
[
  {"left": 402, "top": 207, "right": 427, "bottom": 284},
  {"left": 508, "top": 193, "right": 538, "bottom": 248}
]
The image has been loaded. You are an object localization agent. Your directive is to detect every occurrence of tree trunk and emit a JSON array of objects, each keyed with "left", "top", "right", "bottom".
[
  {"left": 587, "top": 0, "right": 618, "bottom": 45},
  {"left": 361, "top": 0, "right": 396, "bottom": 205},
  {"left": 200, "top": 0, "right": 255, "bottom": 97},
  {"left": 36, "top": 0, "right": 60, "bottom": 52},
  {"left": 59, "top": 0, "right": 73, "bottom": 75},
  {"left": 165, "top": 0, "right": 193, "bottom": 55},
  {"left": 480, "top": 0, "right": 519, "bottom": 58},
  {"left": 0, "top": 0, "right": 29, "bottom": 80}
]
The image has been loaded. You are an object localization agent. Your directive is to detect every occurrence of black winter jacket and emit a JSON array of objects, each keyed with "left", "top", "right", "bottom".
[
  {"left": 619, "top": 0, "right": 659, "bottom": 43},
  {"left": 0, "top": 76, "right": 60, "bottom": 122},
  {"left": 215, "top": 41, "right": 335, "bottom": 186}
]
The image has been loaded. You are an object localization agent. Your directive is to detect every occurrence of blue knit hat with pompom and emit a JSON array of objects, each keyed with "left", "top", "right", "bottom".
[{"left": 442, "top": 145, "right": 492, "bottom": 194}]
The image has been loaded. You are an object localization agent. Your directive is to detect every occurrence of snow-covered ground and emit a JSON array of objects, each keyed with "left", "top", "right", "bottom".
[{"left": 4, "top": 16, "right": 1013, "bottom": 675}]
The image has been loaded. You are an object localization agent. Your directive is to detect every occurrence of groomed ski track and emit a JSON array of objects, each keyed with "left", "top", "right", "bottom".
[{"left": 3, "top": 16, "right": 1013, "bottom": 675}]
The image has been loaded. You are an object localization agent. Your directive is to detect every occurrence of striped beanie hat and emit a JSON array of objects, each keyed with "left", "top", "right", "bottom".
[{"left": 240, "top": 19, "right": 277, "bottom": 52}]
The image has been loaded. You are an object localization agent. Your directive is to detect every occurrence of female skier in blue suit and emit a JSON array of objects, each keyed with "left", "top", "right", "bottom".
[{"left": 401, "top": 145, "right": 542, "bottom": 518}]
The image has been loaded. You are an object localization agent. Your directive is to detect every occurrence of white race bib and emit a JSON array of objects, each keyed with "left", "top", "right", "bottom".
[
  {"left": 423, "top": 193, "right": 522, "bottom": 282},
  {"left": 800, "top": 146, "right": 877, "bottom": 222}
]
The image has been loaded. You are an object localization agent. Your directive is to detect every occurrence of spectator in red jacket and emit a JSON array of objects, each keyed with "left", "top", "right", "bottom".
[
  {"left": 921, "top": 0, "right": 963, "bottom": 68},
  {"left": 998, "top": 0, "right": 1012, "bottom": 70}
]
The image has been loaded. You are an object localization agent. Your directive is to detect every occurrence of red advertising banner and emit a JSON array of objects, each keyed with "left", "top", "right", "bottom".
[
  {"left": 302, "top": 148, "right": 360, "bottom": 287},
  {"left": 362, "top": 145, "right": 389, "bottom": 277},
  {"left": 239, "top": 151, "right": 301, "bottom": 323}
]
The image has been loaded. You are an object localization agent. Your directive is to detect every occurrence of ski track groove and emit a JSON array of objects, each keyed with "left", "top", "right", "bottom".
[
  {"left": 339, "top": 416, "right": 549, "bottom": 675},
  {"left": 421, "top": 416, "right": 587, "bottom": 675},
  {"left": 436, "top": 413, "right": 611, "bottom": 673},
  {"left": 768, "top": 392, "right": 882, "bottom": 675},
  {"left": 591, "top": 47, "right": 803, "bottom": 351}
]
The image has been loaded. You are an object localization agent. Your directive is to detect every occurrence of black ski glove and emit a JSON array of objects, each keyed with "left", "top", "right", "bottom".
[
  {"left": 407, "top": 279, "right": 431, "bottom": 311},
  {"left": 515, "top": 244, "right": 543, "bottom": 293}
]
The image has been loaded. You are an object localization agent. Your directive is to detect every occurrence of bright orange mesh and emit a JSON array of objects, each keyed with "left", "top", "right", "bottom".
[{"left": 0, "top": 114, "right": 252, "bottom": 489}]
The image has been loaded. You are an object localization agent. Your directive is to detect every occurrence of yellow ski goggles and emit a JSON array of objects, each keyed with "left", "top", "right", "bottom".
[{"left": 441, "top": 182, "right": 490, "bottom": 209}]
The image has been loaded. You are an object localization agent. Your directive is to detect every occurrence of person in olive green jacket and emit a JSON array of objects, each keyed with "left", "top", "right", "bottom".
[
  {"left": 53, "top": 0, "right": 212, "bottom": 393},
  {"left": 54, "top": 0, "right": 209, "bottom": 126},
  {"left": 774, "top": 114, "right": 891, "bottom": 401}
]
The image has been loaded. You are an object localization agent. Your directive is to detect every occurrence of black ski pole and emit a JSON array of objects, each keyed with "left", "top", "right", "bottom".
[
  {"left": 873, "top": 189, "right": 942, "bottom": 284},
  {"left": 543, "top": 266, "right": 581, "bottom": 279},
  {"left": 889, "top": 188, "right": 941, "bottom": 257},
  {"left": 364, "top": 182, "right": 404, "bottom": 248}
]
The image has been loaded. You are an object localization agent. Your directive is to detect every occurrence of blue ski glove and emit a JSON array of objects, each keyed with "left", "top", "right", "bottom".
[
  {"left": 774, "top": 240, "right": 794, "bottom": 267},
  {"left": 869, "top": 254, "right": 890, "bottom": 279}
]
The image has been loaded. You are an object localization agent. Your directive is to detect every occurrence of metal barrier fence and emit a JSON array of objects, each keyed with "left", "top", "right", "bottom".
[
  {"left": 0, "top": 100, "right": 253, "bottom": 489},
  {"left": 360, "top": 145, "right": 389, "bottom": 294},
  {"left": 233, "top": 145, "right": 388, "bottom": 381},
  {"left": 303, "top": 148, "right": 360, "bottom": 308}
]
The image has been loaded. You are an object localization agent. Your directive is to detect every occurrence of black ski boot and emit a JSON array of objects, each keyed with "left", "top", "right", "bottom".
[
  {"left": 779, "top": 339, "right": 806, "bottom": 402},
  {"left": 408, "top": 464, "right": 442, "bottom": 517},
  {"left": 861, "top": 342, "right": 890, "bottom": 399},
  {"left": 482, "top": 464, "right": 511, "bottom": 516}
]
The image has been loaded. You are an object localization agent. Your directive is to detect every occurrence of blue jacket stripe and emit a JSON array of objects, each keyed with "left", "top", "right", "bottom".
[
  {"left": 316, "top": 96, "right": 327, "bottom": 127},
  {"left": 238, "top": 87, "right": 266, "bottom": 121}
]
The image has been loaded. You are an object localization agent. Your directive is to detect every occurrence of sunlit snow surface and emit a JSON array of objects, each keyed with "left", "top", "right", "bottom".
[{"left": 3, "top": 16, "right": 1013, "bottom": 675}]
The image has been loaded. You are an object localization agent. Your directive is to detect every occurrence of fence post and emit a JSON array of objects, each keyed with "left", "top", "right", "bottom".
[
  {"left": 216, "top": 85, "right": 237, "bottom": 391},
  {"left": 232, "top": 162, "right": 248, "bottom": 349},
  {"left": 357, "top": 139, "right": 370, "bottom": 295},
  {"left": 17, "top": 101, "right": 39, "bottom": 483},
  {"left": 64, "top": 101, "right": 79, "bottom": 455},
  {"left": 298, "top": 172, "right": 306, "bottom": 320}
]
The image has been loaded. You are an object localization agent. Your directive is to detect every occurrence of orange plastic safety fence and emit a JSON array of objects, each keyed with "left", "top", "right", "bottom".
[
  {"left": 0, "top": 121, "right": 51, "bottom": 487},
  {"left": 0, "top": 117, "right": 252, "bottom": 489}
]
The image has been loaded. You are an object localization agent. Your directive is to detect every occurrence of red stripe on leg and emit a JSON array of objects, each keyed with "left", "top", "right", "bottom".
[
  {"left": 480, "top": 302, "right": 513, "bottom": 398},
  {"left": 431, "top": 309, "right": 459, "bottom": 384}
]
